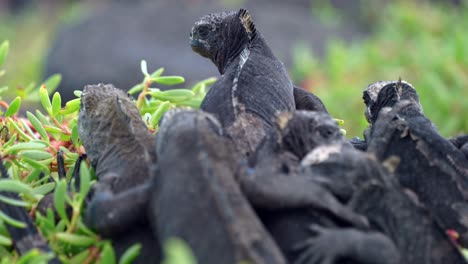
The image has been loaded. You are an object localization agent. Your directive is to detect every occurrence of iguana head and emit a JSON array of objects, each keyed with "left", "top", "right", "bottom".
[
  {"left": 276, "top": 111, "right": 344, "bottom": 159},
  {"left": 190, "top": 9, "right": 256, "bottom": 73},
  {"left": 156, "top": 109, "right": 222, "bottom": 155},
  {"left": 78, "top": 84, "right": 147, "bottom": 166},
  {"left": 363, "top": 79, "right": 422, "bottom": 124}
]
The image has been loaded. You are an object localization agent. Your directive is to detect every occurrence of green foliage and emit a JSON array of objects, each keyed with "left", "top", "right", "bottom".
[
  {"left": 1, "top": 36, "right": 205, "bottom": 263},
  {"left": 0, "top": 41, "right": 9, "bottom": 68},
  {"left": 132, "top": 60, "right": 214, "bottom": 131},
  {"left": 292, "top": 1, "right": 468, "bottom": 138}
]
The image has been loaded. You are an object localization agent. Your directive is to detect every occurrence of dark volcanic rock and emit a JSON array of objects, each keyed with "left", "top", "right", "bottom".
[{"left": 44, "top": 0, "right": 364, "bottom": 102}]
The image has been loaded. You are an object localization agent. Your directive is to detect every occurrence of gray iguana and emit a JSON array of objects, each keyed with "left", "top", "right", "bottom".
[{"left": 78, "top": 83, "right": 161, "bottom": 263}]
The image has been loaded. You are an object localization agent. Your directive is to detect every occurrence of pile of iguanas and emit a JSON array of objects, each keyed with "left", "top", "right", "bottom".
[{"left": 2, "top": 8, "right": 468, "bottom": 264}]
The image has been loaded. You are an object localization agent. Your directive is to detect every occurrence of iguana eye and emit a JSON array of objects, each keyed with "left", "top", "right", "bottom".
[
  {"left": 198, "top": 25, "right": 210, "bottom": 37},
  {"left": 316, "top": 125, "right": 337, "bottom": 140}
]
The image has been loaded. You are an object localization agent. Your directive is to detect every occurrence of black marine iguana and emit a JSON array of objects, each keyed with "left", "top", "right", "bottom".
[
  {"left": 252, "top": 111, "right": 399, "bottom": 264},
  {"left": 362, "top": 80, "right": 468, "bottom": 244},
  {"left": 77, "top": 83, "right": 161, "bottom": 262},
  {"left": 151, "top": 109, "right": 287, "bottom": 264},
  {"left": 256, "top": 110, "right": 466, "bottom": 263},
  {"left": 190, "top": 8, "right": 327, "bottom": 161},
  {"left": 152, "top": 109, "right": 368, "bottom": 263}
]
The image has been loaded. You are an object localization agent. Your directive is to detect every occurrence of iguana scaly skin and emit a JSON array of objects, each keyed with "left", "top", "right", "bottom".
[
  {"left": 78, "top": 83, "right": 161, "bottom": 262},
  {"left": 151, "top": 109, "right": 287, "bottom": 264},
  {"left": 363, "top": 80, "right": 468, "bottom": 244},
  {"left": 190, "top": 9, "right": 295, "bottom": 160},
  {"left": 257, "top": 110, "right": 465, "bottom": 264}
]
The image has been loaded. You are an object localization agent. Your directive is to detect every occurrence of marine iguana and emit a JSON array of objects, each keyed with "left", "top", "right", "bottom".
[
  {"left": 77, "top": 83, "right": 161, "bottom": 262},
  {"left": 0, "top": 155, "right": 61, "bottom": 263},
  {"left": 151, "top": 109, "right": 287, "bottom": 264},
  {"left": 151, "top": 109, "right": 368, "bottom": 263},
  {"left": 252, "top": 111, "right": 398, "bottom": 264},
  {"left": 190, "top": 9, "right": 327, "bottom": 161},
  {"left": 362, "top": 80, "right": 468, "bottom": 243},
  {"left": 256, "top": 110, "right": 465, "bottom": 263}
]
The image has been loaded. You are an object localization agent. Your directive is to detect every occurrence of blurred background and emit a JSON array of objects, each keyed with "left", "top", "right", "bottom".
[{"left": 0, "top": 0, "right": 467, "bottom": 138}]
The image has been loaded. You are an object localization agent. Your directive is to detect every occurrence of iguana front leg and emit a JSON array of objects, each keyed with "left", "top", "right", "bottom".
[
  {"left": 293, "top": 225, "right": 400, "bottom": 264},
  {"left": 85, "top": 179, "right": 152, "bottom": 237},
  {"left": 449, "top": 134, "right": 468, "bottom": 159},
  {"left": 239, "top": 169, "right": 369, "bottom": 229}
]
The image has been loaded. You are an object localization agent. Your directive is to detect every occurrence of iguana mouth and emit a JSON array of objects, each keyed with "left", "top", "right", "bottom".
[{"left": 190, "top": 39, "right": 210, "bottom": 58}]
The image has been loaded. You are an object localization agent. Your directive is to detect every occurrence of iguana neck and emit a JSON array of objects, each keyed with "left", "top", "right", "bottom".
[{"left": 214, "top": 32, "right": 262, "bottom": 74}]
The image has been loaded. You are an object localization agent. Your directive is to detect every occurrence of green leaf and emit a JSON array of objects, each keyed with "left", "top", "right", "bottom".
[
  {"left": 340, "top": 128, "right": 347, "bottom": 135},
  {"left": 0, "top": 41, "right": 9, "bottom": 67},
  {"left": 21, "top": 150, "right": 53, "bottom": 161},
  {"left": 59, "top": 98, "right": 81, "bottom": 115},
  {"left": 19, "top": 119, "right": 38, "bottom": 140},
  {"left": 149, "top": 89, "right": 195, "bottom": 102},
  {"left": 150, "top": 67, "right": 164, "bottom": 78},
  {"left": 334, "top": 118, "right": 345, "bottom": 126},
  {"left": 32, "top": 182, "right": 56, "bottom": 196},
  {"left": 162, "top": 238, "right": 196, "bottom": 264},
  {"left": 74, "top": 90, "right": 82, "bottom": 97},
  {"left": 35, "top": 110, "right": 51, "bottom": 126},
  {"left": 76, "top": 218, "right": 96, "bottom": 237},
  {"left": 150, "top": 101, "right": 170, "bottom": 126},
  {"left": 192, "top": 77, "right": 216, "bottom": 94},
  {"left": 21, "top": 157, "right": 50, "bottom": 172},
  {"left": 53, "top": 179, "right": 69, "bottom": 223},
  {"left": 153, "top": 76, "right": 185, "bottom": 85},
  {"left": 174, "top": 98, "right": 203, "bottom": 108},
  {"left": 0, "top": 210, "right": 26, "bottom": 228},
  {"left": 24, "top": 82, "right": 36, "bottom": 93},
  {"left": 43, "top": 125, "right": 63, "bottom": 134},
  {"left": 140, "top": 60, "right": 149, "bottom": 77},
  {"left": 128, "top": 84, "right": 144, "bottom": 95},
  {"left": 7, "top": 118, "right": 33, "bottom": 141},
  {"left": 39, "top": 85, "right": 53, "bottom": 115},
  {"left": 100, "top": 242, "right": 117, "bottom": 264},
  {"left": 16, "top": 249, "right": 55, "bottom": 264},
  {"left": 51, "top": 92, "right": 61, "bottom": 117},
  {"left": 4, "top": 141, "right": 47, "bottom": 154},
  {"left": 24, "top": 169, "right": 42, "bottom": 183},
  {"left": 0, "top": 194, "right": 29, "bottom": 207},
  {"left": 5, "top": 96, "right": 21, "bottom": 117},
  {"left": 119, "top": 244, "right": 142, "bottom": 264},
  {"left": 79, "top": 161, "right": 91, "bottom": 202},
  {"left": 55, "top": 233, "right": 97, "bottom": 247},
  {"left": 42, "top": 74, "right": 62, "bottom": 94},
  {"left": 71, "top": 125, "right": 80, "bottom": 146},
  {"left": 0, "top": 86, "right": 8, "bottom": 95},
  {"left": 0, "top": 179, "right": 34, "bottom": 195},
  {"left": 0, "top": 234, "right": 11, "bottom": 246},
  {"left": 55, "top": 219, "right": 67, "bottom": 232},
  {"left": 191, "top": 83, "right": 205, "bottom": 95},
  {"left": 68, "top": 249, "right": 90, "bottom": 264},
  {"left": 26, "top": 111, "right": 49, "bottom": 142},
  {"left": 35, "top": 212, "right": 55, "bottom": 236}
]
